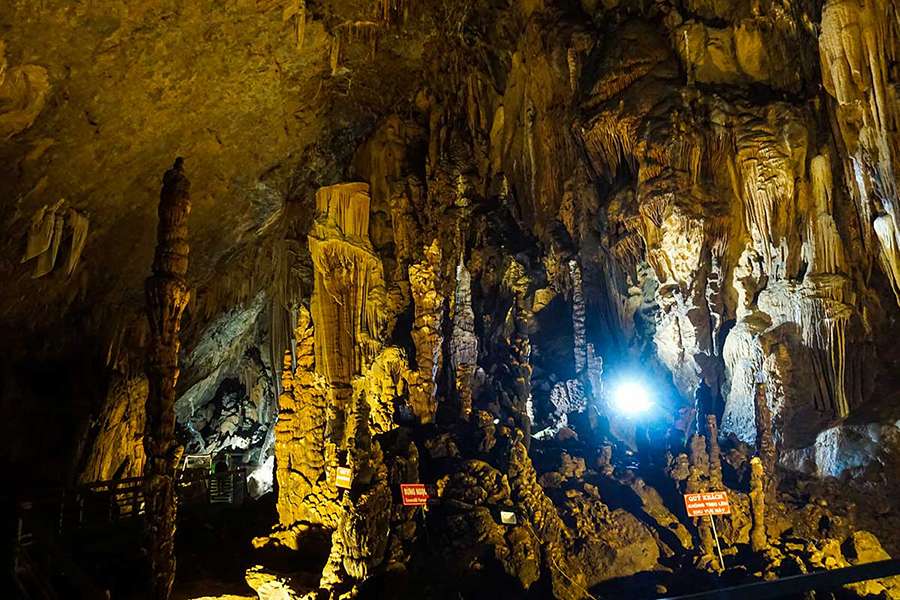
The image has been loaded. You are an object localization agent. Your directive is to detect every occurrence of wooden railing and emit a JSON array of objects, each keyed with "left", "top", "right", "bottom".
[{"left": 16, "top": 467, "right": 247, "bottom": 542}]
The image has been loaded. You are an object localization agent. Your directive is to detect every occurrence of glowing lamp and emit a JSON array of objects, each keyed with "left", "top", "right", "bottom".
[{"left": 611, "top": 380, "right": 653, "bottom": 416}]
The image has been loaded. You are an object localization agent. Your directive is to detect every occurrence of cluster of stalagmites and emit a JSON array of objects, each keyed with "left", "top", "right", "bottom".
[
  {"left": 579, "top": 0, "right": 900, "bottom": 479},
  {"left": 59, "top": 0, "right": 899, "bottom": 596},
  {"left": 246, "top": 177, "right": 898, "bottom": 599},
  {"left": 237, "top": 0, "right": 900, "bottom": 593}
]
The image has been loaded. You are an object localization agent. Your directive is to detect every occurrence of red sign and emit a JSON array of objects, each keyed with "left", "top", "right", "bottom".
[
  {"left": 684, "top": 491, "right": 731, "bottom": 517},
  {"left": 335, "top": 467, "right": 352, "bottom": 490},
  {"left": 400, "top": 483, "right": 429, "bottom": 506}
]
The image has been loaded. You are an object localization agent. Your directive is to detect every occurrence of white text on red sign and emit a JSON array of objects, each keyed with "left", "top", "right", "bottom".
[
  {"left": 684, "top": 491, "right": 731, "bottom": 517},
  {"left": 400, "top": 483, "right": 429, "bottom": 506}
]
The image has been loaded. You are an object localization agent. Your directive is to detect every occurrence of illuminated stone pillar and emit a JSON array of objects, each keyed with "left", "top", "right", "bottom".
[{"left": 143, "top": 157, "right": 191, "bottom": 600}]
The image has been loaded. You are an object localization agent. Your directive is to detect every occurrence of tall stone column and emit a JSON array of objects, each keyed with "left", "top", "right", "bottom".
[
  {"left": 451, "top": 258, "right": 477, "bottom": 421},
  {"left": 143, "top": 157, "right": 191, "bottom": 600},
  {"left": 749, "top": 457, "right": 768, "bottom": 552},
  {"left": 687, "top": 434, "right": 716, "bottom": 569},
  {"left": 706, "top": 415, "right": 723, "bottom": 491},
  {"left": 753, "top": 380, "right": 778, "bottom": 508}
]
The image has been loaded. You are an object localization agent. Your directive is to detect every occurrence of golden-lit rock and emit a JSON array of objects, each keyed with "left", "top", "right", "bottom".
[
  {"left": 408, "top": 240, "right": 444, "bottom": 423},
  {"left": 0, "top": 38, "right": 50, "bottom": 139},
  {"left": 80, "top": 373, "right": 148, "bottom": 483}
]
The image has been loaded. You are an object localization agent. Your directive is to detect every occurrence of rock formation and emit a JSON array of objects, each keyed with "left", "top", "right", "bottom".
[
  {"left": 3, "top": 0, "right": 900, "bottom": 598},
  {"left": 0, "top": 38, "right": 49, "bottom": 139},
  {"left": 80, "top": 373, "right": 148, "bottom": 484},
  {"left": 143, "top": 157, "right": 192, "bottom": 600}
]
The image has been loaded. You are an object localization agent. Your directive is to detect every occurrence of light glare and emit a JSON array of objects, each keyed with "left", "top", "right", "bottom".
[{"left": 612, "top": 380, "right": 653, "bottom": 416}]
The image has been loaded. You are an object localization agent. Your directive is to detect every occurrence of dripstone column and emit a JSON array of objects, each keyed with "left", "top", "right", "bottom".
[{"left": 143, "top": 157, "right": 191, "bottom": 600}]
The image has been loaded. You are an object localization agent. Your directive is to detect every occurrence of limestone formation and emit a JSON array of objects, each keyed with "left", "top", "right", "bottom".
[
  {"left": 753, "top": 380, "right": 779, "bottom": 509},
  {"left": 706, "top": 415, "right": 724, "bottom": 491},
  {"left": 451, "top": 258, "right": 478, "bottom": 420},
  {"left": 80, "top": 374, "right": 148, "bottom": 484},
  {"left": 687, "top": 434, "right": 717, "bottom": 569},
  {"left": 0, "top": 38, "right": 50, "bottom": 139},
  {"left": 408, "top": 240, "right": 444, "bottom": 423},
  {"left": 143, "top": 157, "right": 192, "bottom": 600},
  {"left": 749, "top": 457, "right": 767, "bottom": 552},
  {"left": 275, "top": 306, "right": 337, "bottom": 528},
  {"left": 5, "top": 1, "right": 900, "bottom": 598}
]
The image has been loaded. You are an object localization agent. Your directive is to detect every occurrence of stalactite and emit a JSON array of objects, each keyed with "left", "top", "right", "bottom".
[
  {"left": 806, "top": 153, "right": 846, "bottom": 276},
  {"left": 330, "top": 33, "right": 341, "bottom": 75},
  {"left": 143, "top": 157, "right": 191, "bottom": 600},
  {"left": 566, "top": 46, "right": 578, "bottom": 93},
  {"left": 21, "top": 200, "right": 90, "bottom": 278},
  {"left": 298, "top": 0, "right": 307, "bottom": 49},
  {"left": 65, "top": 208, "right": 89, "bottom": 276},
  {"left": 734, "top": 106, "right": 807, "bottom": 280},
  {"left": 331, "top": 21, "right": 381, "bottom": 74},
  {"left": 308, "top": 183, "right": 386, "bottom": 384},
  {"left": 282, "top": 0, "right": 307, "bottom": 49},
  {"left": 378, "top": 0, "right": 409, "bottom": 24},
  {"left": 705, "top": 255, "right": 724, "bottom": 356},
  {"left": 874, "top": 213, "right": 900, "bottom": 303},
  {"left": 820, "top": 0, "right": 900, "bottom": 303}
]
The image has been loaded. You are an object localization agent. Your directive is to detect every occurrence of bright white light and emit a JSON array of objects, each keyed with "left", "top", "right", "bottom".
[{"left": 611, "top": 380, "right": 653, "bottom": 416}]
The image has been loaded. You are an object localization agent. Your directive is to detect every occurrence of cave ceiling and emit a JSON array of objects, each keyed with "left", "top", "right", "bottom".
[{"left": 0, "top": 0, "right": 428, "bottom": 344}]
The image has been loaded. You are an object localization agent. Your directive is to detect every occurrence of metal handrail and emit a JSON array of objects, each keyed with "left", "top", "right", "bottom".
[{"left": 661, "top": 559, "right": 900, "bottom": 600}]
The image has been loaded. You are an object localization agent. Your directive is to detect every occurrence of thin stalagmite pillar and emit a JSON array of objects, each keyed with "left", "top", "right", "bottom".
[
  {"left": 706, "top": 415, "right": 723, "bottom": 490},
  {"left": 753, "top": 380, "right": 778, "bottom": 508},
  {"left": 749, "top": 457, "right": 768, "bottom": 552},
  {"left": 687, "top": 434, "right": 717, "bottom": 569},
  {"left": 143, "top": 157, "right": 191, "bottom": 600}
]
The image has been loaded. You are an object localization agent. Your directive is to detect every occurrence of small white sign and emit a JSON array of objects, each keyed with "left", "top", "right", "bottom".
[{"left": 500, "top": 510, "right": 518, "bottom": 525}]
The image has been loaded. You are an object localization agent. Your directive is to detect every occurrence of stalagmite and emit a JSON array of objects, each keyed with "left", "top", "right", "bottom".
[
  {"left": 143, "top": 157, "right": 191, "bottom": 600},
  {"left": 408, "top": 240, "right": 443, "bottom": 423},
  {"left": 753, "top": 379, "right": 778, "bottom": 509},
  {"left": 451, "top": 257, "right": 478, "bottom": 420},
  {"left": 749, "top": 457, "right": 767, "bottom": 552},
  {"left": 271, "top": 181, "right": 397, "bottom": 593},
  {"left": 483, "top": 256, "right": 537, "bottom": 434},
  {"left": 706, "top": 415, "right": 723, "bottom": 491},
  {"left": 568, "top": 259, "right": 587, "bottom": 373},
  {"left": 688, "top": 434, "right": 717, "bottom": 570},
  {"left": 275, "top": 307, "right": 338, "bottom": 528}
]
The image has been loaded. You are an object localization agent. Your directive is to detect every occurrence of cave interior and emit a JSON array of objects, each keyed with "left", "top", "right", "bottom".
[{"left": 2, "top": 0, "right": 900, "bottom": 598}]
